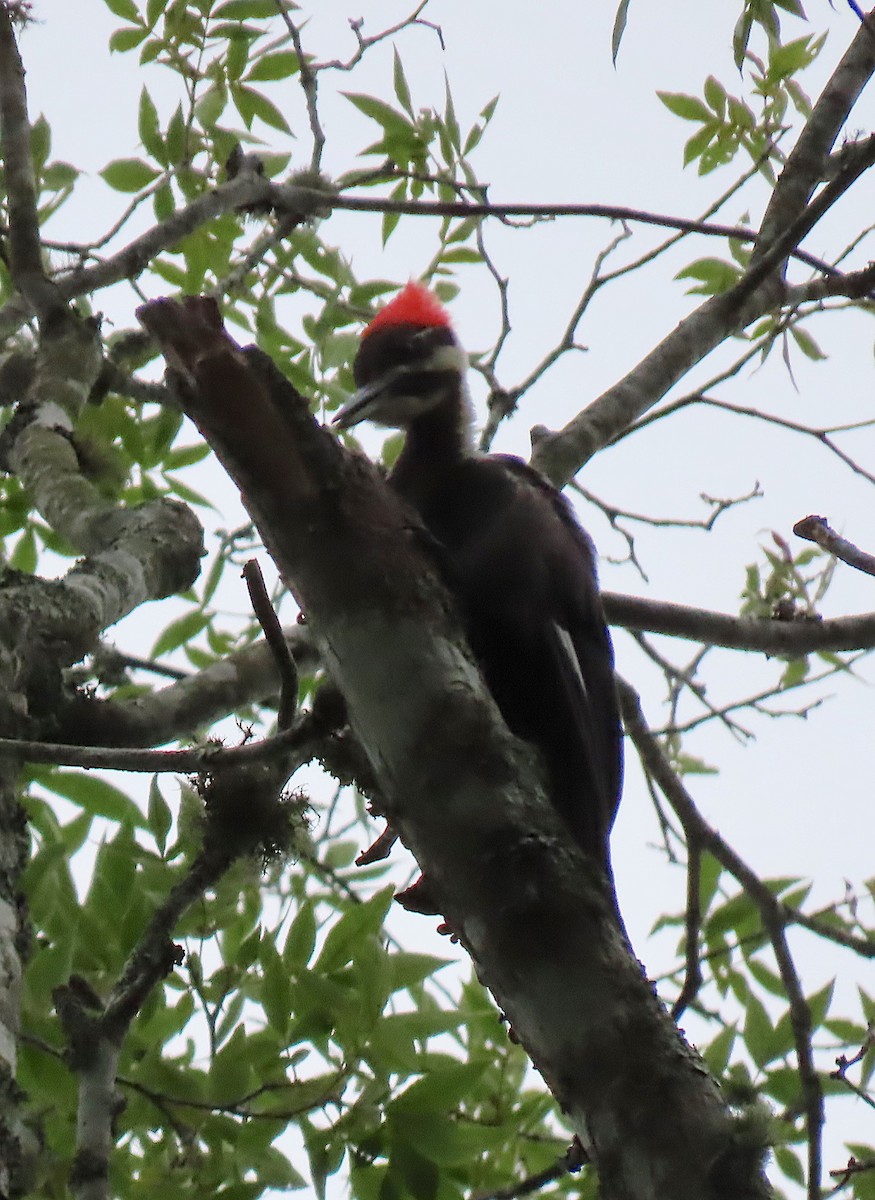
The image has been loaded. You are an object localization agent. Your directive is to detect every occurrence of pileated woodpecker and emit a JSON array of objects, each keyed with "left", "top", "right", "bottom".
[{"left": 335, "top": 282, "right": 622, "bottom": 874}]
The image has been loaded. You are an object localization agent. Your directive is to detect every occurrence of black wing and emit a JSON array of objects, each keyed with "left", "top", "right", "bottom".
[{"left": 412, "top": 454, "right": 623, "bottom": 870}]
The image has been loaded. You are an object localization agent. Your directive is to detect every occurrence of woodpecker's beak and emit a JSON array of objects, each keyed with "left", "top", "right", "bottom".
[
  {"left": 332, "top": 385, "right": 379, "bottom": 431},
  {"left": 333, "top": 366, "right": 407, "bottom": 430}
]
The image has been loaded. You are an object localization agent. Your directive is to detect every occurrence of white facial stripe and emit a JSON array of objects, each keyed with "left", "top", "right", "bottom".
[{"left": 424, "top": 341, "right": 468, "bottom": 373}]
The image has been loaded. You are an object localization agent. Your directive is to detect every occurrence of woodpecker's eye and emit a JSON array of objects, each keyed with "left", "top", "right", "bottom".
[
  {"left": 410, "top": 328, "right": 436, "bottom": 351},
  {"left": 390, "top": 329, "right": 438, "bottom": 368}
]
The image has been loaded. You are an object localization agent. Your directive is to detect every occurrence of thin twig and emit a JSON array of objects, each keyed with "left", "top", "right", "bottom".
[
  {"left": 273, "top": 3, "right": 324, "bottom": 171},
  {"left": 632, "top": 393, "right": 875, "bottom": 490},
  {"left": 510, "top": 225, "right": 631, "bottom": 403},
  {"left": 672, "top": 841, "right": 704, "bottom": 1020},
  {"left": 314, "top": 2, "right": 439, "bottom": 73},
  {"left": 470, "top": 1141, "right": 587, "bottom": 1200},
  {"left": 243, "top": 559, "right": 298, "bottom": 729},
  {"left": 325, "top": 192, "right": 836, "bottom": 274}
]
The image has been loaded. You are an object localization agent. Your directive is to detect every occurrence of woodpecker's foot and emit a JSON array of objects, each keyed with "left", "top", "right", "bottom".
[
  {"left": 394, "top": 875, "right": 441, "bottom": 915},
  {"left": 356, "top": 822, "right": 398, "bottom": 866}
]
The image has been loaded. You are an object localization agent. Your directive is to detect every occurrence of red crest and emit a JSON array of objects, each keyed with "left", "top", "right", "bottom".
[{"left": 363, "top": 281, "right": 452, "bottom": 338}]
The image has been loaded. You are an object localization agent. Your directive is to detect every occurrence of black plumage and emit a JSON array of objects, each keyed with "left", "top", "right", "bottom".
[{"left": 336, "top": 285, "right": 622, "bottom": 872}]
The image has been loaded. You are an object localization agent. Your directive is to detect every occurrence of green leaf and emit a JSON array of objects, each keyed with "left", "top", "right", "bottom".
[
  {"left": 389, "top": 952, "right": 450, "bottom": 993},
  {"left": 774, "top": 1145, "right": 805, "bottom": 1186},
  {"left": 440, "top": 247, "right": 481, "bottom": 265},
  {"left": 703, "top": 76, "right": 726, "bottom": 116},
  {"left": 675, "top": 752, "right": 718, "bottom": 776},
  {"left": 770, "top": 35, "right": 819, "bottom": 79},
  {"left": 10, "top": 527, "right": 36, "bottom": 573},
  {"left": 61, "top": 812, "right": 93, "bottom": 854},
  {"left": 382, "top": 179, "right": 405, "bottom": 245},
  {"left": 151, "top": 609, "right": 211, "bottom": 657},
  {"left": 209, "top": 1025, "right": 254, "bottom": 1103},
  {"left": 392, "top": 48, "right": 413, "bottom": 116},
  {"left": 314, "top": 887, "right": 394, "bottom": 973},
  {"left": 657, "top": 91, "right": 711, "bottom": 122},
  {"left": 683, "top": 124, "right": 715, "bottom": 167},
  {"left": 675, "top": 256, "right": 741, "bottom": 295},
  {"left": 708, "top": 890, "right": 761, "bottom": 939},
  {"left": 790, "top": 325, "right": 826, "bottom": 361},
  {"left": 42, "top": 769, "right": 146, "bottom": 827},
  {"left": 747, "top": 958, "right": 786, "bottom": 997},
  {"left": 463, "top": 121, "right": 487, "bottom": 156},
  {"left": 261, "top": 940, "right": 292, "bottom": 1036},
  {"left": 443, "top": 81, "right": 461, "bottom": 152},
  {"left": 195, "top": 84, "right": 226, "bottom": 127},
  {"left": 780, "top": 658, "right": 808, "bottom": 688},
  {"left": 379, "top": 1009, "right": 472, "bottom": 1041},
  {"left": 162, "top": 473, "right": 215, "bottom": 508},
  {"left": 245, "top": 51, "right": 301, "bottom": 82},
  {"left": 153, "top": 182, "right": 174, "bottom": 221},
  {"left": 138, "top": 87, "right": 162, "bottom": 159},
  {"left": 743, "top": 992, "right": 777, "bottom": 1068},
  {"left": 807, "top": 979, "right": 834, "bottom": 1030},
  {"left": 227, "top": 31, "right": 252, "bottom": 82},
  {"left": 344, "top": 92, "right": 415, "bottom": 136},
  {"left": 30, "top": 115, "right": 50, "bottom": 173},
  {"left": 42, "top": 162, "right": 79, "bottom": 190},
  {"left": 199, "top": 554, "right": 226, "bottom": 607},
  {"left": 703, "top": 1024, "right": 736, "bottom": 1076},
  {"left": 103, "top": 0, "right": 141, "bottom": 20},
  {"left": 233, "top": 85, "right": 292, "bottom": 133},
  {"left": 480, "top": 95, "right": 499, "bottom": 125},
  {"left": 147, "top": 776, "right": 172, "bottom": 855},
  {"left": 612, "top": 0, "right": 632, "bottom": 63},
  {"left": 391, "top": 1061, "right": 487, "bottom": 1115},
  {"left": 733, "top": 11, "right": 754, "bottom": 70},
  {"left": 304, "top": 1122, "right": 345, "bottom": 1200},
  {"left": 824, "top": 1018, "right": 866, "bottom": 1043},
  {"left": 110, "top": 25, "right": 148, "bottom": 52},
  {"left": 284, "top": 901, "right": 317, "bottom": 969},
  {"left": 214, "top": 0, "right": 279, "bottom": 15},
  {"left": 255, "top": 1147, "right": 307, "bottom": 1190},
  {"left": 165, "top": 104, "right": 186, "bottom": 164},
  {"left": 100, "top": 157, "right": 160, "bottom": 192},
  {"left": 728, "top": 97, "right": 755, "bottom": 131},
  {"left": 697, "top": 852, "right": 722, "bottom": 915},
  {"left": 164, "top": 442, "right": 211, "bottom": 469},
  {"left": 764, "top": 1065, "right": 803, "bottom": 1107}
]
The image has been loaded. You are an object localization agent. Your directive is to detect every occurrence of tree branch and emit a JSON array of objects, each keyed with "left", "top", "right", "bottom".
[
  {"left": 756, "top": 12, "right": 875, "bottom": 256},
  {"left": 0, "top": 6, "right": 61, "bottom": 321},
  {"left": 0, "top": 719, "right": 320, "bottom": 774},
  {"left": 137, "top": 294, "right": 771, "bottom": 1200},
  {"left": 618, "top": 679, "right": 824, "bottom": 1198},
  {"left": 794, "top": 515, "right": 875, "bottom": 578},
  {"left": 0, "top": 181, "right": 845, "bottom": 342},
  {"left": 603, "top": 592, "right": 875, "bottom": 654},
  {"left": 58, "top": 626, "right": 317, "bottom": 749}
]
